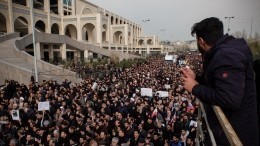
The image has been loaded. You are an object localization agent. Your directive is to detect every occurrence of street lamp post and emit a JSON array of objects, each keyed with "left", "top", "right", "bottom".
[
  {"left": 142, "top": 19, "right": 150, "bottom": 57},
  {"left": 142, "top": 19, "right": 150, "bottom": 22},
  {"left": 225, "top": 16, "right": 234, "bottom": 33},
  {"left": 160, "top": 29, "right": 166, "bottom": 44},
  {"left": 30, "top": 0, "right": 38, "bottom": 83}
]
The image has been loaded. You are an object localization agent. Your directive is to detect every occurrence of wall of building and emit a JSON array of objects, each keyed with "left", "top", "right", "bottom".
[{"left": 0, "top": 0, "right": 164, "bottom": 57}]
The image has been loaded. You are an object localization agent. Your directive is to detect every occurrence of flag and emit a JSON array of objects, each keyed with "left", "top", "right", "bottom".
[{"left": 151, "top": 108, "right": 158, "bottom": 118}]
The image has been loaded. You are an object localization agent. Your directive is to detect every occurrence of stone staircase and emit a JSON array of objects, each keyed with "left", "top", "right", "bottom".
[
  {"left": 0, "top": 38, "right": 78, "bottom": 85},
  {"left": 0, "top": 32, "right": 141, "bottom": 85}
]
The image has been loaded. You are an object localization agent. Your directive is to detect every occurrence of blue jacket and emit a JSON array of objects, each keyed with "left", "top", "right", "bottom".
[
  {"left": 168, "top": 140, "right": 182, "bottom": 146},
  {"left": 192, "top": 34, "right": 259, "bottom": 146}
]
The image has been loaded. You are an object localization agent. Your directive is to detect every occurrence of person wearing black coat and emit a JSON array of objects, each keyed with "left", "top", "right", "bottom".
[{"left": 181, "top": 17, "right": 259, "bottom": 146}]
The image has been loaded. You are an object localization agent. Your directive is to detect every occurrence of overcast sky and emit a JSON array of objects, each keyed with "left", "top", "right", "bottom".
[{"left": 87, "top": 0, "right": 260, "bottom": 41}]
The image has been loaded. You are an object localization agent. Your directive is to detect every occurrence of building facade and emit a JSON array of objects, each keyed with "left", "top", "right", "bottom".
[{"left": 0, "top": 0, "right": 165, "bottom": 61}]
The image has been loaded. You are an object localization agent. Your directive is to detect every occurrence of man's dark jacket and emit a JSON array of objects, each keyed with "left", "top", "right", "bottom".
[{"left": 192, "top": 34, "right": 259, "bottom": 146}]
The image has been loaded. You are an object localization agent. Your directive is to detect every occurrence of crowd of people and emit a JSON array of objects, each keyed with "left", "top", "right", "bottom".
[{"left": 0, "top": 52, "right": 203, "bottom": 146}]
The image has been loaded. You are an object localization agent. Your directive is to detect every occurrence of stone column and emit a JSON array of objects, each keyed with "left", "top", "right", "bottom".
[
  {"left": 61, "top": 44, "right": 66, "bottom": 60},
  {"left": 26, "top": 0, "right": 30, "bottom": 7},
  {"left": 74, "top": 50, "right": 81, "bottom": 61},
  {"left": 77, "top": 15, "right": 82, "bottom": 41},
  {"left": 40, "top": 44, "right": 44, "bottom": 60},
  {"left": 161, "top": 45, "right": 164, "bottom": 54},
  {"left": 58, "top": 0, "right": 64, "bottom": 16},
  {"left": 44, "top": 0, "right": 51, "bottom": 33},
  {"left": 44, "top": 0, "right": 49, "bottom": 12},
  {"left": 7, "top": 0, "right": 14, "bottom": 33},
  {"left": 107, "top": 15, "right": 111, "bottom": 50},
  {"left": 35, "top": 43, "right": 41, "bottom": 60},
  {"left": 72, "top": 0, "right": 76, "bottom": 15},
  {"left": 84, "top": 50, "right": 89, "bottom": 61},
  {"left": 49, "top": 44, "right": 54, "bottom": 61},
  {"left": 147, "top": 46, "right": 150, "bottom": 55},
  {"left": 89, "top": 52, "right": 93, "bottom": 60},
  {"left": 96, "top": 13, "right": 102, "bottom": 43},
  {"left": 124, "top": 24, "right": 128, "bottom": 46}
]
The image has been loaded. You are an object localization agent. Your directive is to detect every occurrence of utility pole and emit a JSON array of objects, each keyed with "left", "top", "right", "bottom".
[
  {"left": 141, "top": 19, "right": 150, "bottom": 57},
  {"left": 225, "top": 16, "right": 234, "bottom": 33},
  {"left": 30, "top": 0, "right": 38, "bottom": 83}
]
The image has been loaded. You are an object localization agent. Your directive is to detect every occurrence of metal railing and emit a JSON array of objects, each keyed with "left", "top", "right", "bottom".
[{"left": 196, "top": 101, "right": 243, "bottom": 146}]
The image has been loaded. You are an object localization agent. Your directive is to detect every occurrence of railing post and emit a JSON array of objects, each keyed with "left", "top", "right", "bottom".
[
  {"left": 212, "top": 106, "right": 243, "bottom": 146},
  {"left": 196, "top": 100, "right": 243, "bottom": 146}
]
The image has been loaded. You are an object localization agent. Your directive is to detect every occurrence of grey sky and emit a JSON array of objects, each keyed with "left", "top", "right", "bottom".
[{"left": 87, "top": 0, "right": 260, "bottom": 41}]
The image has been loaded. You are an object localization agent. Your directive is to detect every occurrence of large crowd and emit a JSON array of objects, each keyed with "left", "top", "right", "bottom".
[{"left": 0, "top": 52, "right": 202, "bottom": 146}]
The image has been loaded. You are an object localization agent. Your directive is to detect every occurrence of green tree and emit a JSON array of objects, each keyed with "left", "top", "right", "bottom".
[{"left": 248, "top": 40, "right": 260, "bottom": 59}]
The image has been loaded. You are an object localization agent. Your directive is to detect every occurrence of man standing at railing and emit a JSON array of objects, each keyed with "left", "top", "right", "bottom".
[{"left": 181, "top": 17, "right": 259, "bottom": 146}]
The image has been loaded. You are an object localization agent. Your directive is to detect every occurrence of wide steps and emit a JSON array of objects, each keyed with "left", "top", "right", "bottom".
[{"left": 0, "top": 38, "right": 76, "bottom": 84}]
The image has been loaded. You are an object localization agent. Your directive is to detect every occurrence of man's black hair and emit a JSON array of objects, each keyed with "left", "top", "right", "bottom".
[{"left": 191, "top": 17, "right": 224, "bottom": 46}]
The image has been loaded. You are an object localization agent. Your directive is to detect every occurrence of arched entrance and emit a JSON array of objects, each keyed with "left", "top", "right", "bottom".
[
  {"left": 64, "top": 24, "right": 77, "bottom": 39},
  {"left": 114, "top": 31, "right": 123, "bottom": 44},
  {"left": 35, "top": 20, "right": 46, "bottom": 32},
  {"left": 102, "top": 24, "right": 107, "bottom": 43},
  {"left": 51, "top": 23, "right": 59, "bottom": 34},
  {"left": 64, "top": 24, "right": 78, "bottom": 60},
  {"left": 14, "top": 16, "right": 29, "bottom": 37},
  {"left": 138, "top": 39, "right": 144, "bottom": 46},
  {"left": 82, "top": 23, "right": 96, "bottom": 43},
  {"left": 147, "top": 39, "right": 153, "bottom": 45},
  {"left": 0, "top": 13, "right": 7, "bottom": 34}
]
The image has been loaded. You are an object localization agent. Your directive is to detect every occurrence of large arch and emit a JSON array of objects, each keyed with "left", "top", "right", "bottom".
[
  {"left": 138, "top": 39, "right": 144, "bottom": 45},
  {"left": 14, "top": 16, "right": 29, "bottom": 37},
  {"left": 51, "top": 23, "right": 59, "bottom": 34},
  {"left": 35, "top": 20, "right": 45, "bottom": 32},
  {"left": 114, "top": 31, "right": 123, "bottom": 44},
  {"left": 0, "top": 13, "right": 7, "bottom": 34},
  {"left": 147, "top": 39, "right": 153, "bottom": 45},
  {"left": 82, "top": 23, "right": 96, "bottom": 43},
  {"left": 64, "top": 24, "right": 77, "bottom": 39},
  {"left": 102, "top": 24, "right": 107, "bottom": 43},
  {"left": 82, "top": 8, "right": 92, "bottom": 14}
]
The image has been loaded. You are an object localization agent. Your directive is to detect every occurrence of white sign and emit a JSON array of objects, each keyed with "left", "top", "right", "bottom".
[
  {"left": 11, "top": 110, "right": 20, "bottom": 121},
  {"left": 189, "top": 120, "right": 198, "bottom": 127},
  {"left": 165, "top": 84, "right": 171, "bottom": 89},
  {"left": 92, "top": 82, "right": 98, "bottom": 90},
  {"left": 156, "top": 91, "right": 169, "bottom": 97},
  {"left": 38, "top": 101, "right": 50, "bottom": 111},
  {"left": 165, "top": 55, "right": 174, "bottom": 61},
  {"left": 141, "top": 88, "right": 153, "bottom": 97}
]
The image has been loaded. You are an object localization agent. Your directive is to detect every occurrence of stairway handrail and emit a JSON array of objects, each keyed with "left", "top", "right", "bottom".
[
  {"left": 197, "top": 101, "right": 243, "bottom": 146},
  {"left": 212, "top": 106, "right": 243, "bottom": 146}
]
